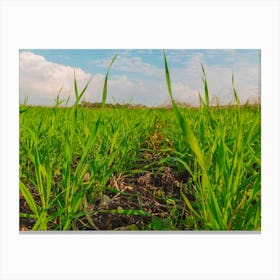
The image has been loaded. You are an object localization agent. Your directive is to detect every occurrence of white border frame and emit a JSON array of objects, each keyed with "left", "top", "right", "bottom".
[{"left": 1, "top": 1, "right": 279, "bottom": 279}]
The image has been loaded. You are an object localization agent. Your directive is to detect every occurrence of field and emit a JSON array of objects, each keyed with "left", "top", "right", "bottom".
[{"left": 19, "top": 53, "right": 261, "bottom": 231}]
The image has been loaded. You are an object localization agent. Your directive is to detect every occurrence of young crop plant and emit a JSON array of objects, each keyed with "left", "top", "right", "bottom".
[
  {"left": 163, "top": 50, "right": 261, "bottom": 230},
  {"left": 20, "top": 54, "right": 120, "bottom": 230},
  {"left": 19, "top": 50, "right": 260, "bottom": 231}
]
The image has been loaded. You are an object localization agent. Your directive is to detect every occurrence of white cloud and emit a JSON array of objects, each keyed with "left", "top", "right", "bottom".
[
  {"left": 20, "top": 51, "right": 260, "bottom": 107},
  {"left": 202, "top": 62, "right": 261, "bottom": 105},
  {"left": 19, "top": 51, "right": 165, "bottom": 107},
  {"left": 106, "top": 75, "right": 167, "bottom": 106},
  {"left": 166, "top": 51, "right": 260, "bottom": 106},
  {"left": 92, "top": 55, "right": 163, "bottom": 78},
  {"left": 20, "top": 51, "right": 92, "bottom": 105}
]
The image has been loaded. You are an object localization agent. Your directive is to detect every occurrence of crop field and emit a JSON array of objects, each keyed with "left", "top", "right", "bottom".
[{"left": 19, "top": 52, "right": 261, "bottom": 231}]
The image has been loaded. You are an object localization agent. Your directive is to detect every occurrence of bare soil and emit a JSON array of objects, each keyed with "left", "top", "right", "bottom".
[{"left": 19, "top": 166, "right": 194, "bottom": 231}]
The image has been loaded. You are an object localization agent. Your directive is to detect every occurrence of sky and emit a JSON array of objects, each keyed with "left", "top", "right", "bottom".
[{"left": 19, "top": 49, "right": 261, "bottom": 107}]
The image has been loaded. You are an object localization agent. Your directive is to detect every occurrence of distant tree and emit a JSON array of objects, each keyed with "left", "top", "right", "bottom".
[{"left": 79, "top": 101, "right": 148, "bottom": 109}]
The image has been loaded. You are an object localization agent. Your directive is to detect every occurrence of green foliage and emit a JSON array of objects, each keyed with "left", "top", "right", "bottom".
[
  {"left": 163, "top": 50, "right": 261, "bottom": 230},
  {"left": 147, "top": 217, "right": 176, "bottom": 230},
  {"left": 102, "top": 54, "right": 118, "bottom": 108},
  {"left": 19, "top": 52, "right": 261, "bottom": 231}
]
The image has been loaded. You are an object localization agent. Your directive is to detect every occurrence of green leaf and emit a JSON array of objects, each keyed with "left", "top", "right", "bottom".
[
  {"left": 102, "top": 54, "right": 118, "bottom": 107},
  {"left": 76, "top": 76, "right": 93, "bottom": 104},
  {"left": 181, "top": 191, "right": 201, "bottom": 220},
  {"left": 163, "top": 50, "right": 205, "bottom": 169},
  {"left": 163, "top": 50, "right": 174, "bottom": 103},
  {"left": 201, "top": 64, "right": 209, "bottom": 107},
  {"left": 97, "top": 209, "right": 151, "bottom": 216},
  {"left": 232, "top": 74, "right": 240, "bottom": 106},
  {"left": 74, "top": 70, "right": 79, "bottom": 100},
  {"left": 20, "top": 180, "right": 40, "bottom": 217}
]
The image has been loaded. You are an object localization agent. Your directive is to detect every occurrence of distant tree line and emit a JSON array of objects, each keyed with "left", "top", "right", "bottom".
[{"left": 79, "top": 101, "right": 149, "bottom": 109}]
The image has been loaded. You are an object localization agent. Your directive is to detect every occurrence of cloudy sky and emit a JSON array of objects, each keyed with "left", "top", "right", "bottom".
[{"left": 19, "top": 49, "right": 260, "bottom": 107}]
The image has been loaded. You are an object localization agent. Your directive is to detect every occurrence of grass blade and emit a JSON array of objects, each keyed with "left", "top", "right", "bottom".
[
  {"left": 201, "top": 64, "right": 209, "bottom": 107},
  {"left": 232, "top": 74, "right": 240, "bottom": 105},
  {"left": 20, "top": 180, "right": 40, "bottom": 217},
  {"left": 163, "top": 50, "right": 206, "bottom": 169},
  {"left": 163, "top": 50, "right": 174, "bottom": 104},
  {"left": 74, "top": 70, "right": 79, "bottom": 100},
  {"left": 102, "top": 54, "right": 118, "bottom": 107}
]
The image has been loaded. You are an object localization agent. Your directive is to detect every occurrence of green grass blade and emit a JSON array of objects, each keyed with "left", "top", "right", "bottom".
[
  {"left": 102, "top": 75, "right": 108, "bottom": 106},
  {"left": 109, "top": 53, "right": 118, "bottom": 68},
  {"left": 102, "top": 53, "right": 118, "bottom": 108},
  {"left": 73, "top": 71, "right": 93, "bottom": 105},
  {"left": 74, "top": 70, "right": 78, "bottom": 100},
  {"left": 73, "top": 117, "right": 100, "bottom": 180},
  {"left": 20, "top": 180, "right": 40, "bottom": 217},
  {"left": 163, "top": 50, "right": 174, "bottom": 104},
  {"left": 76, "top": 76, "right": 93, "bottom": 104},
  {"left": 201, "top": 64, "right": 209, "bottom": 107},
  {"left": 180, "top": 190, "right": 201, "bottom": 219},
  {"left": 97, "top": 209, "right": 151, "bottom": 216},
  {"left": 163, "top": 50, "right": 206, "bottom": 170},
  {"left": 232, "top": 74, "right": 240, "bottom": 105}
]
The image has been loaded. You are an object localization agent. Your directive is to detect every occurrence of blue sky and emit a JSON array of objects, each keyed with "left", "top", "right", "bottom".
[{"left": 19, "top": 49, "right": 260, "bottom": 107}]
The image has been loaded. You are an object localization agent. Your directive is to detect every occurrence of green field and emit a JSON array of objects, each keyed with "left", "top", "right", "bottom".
[{"left": 19, "top": 53, "right": 261, "bottom": 231}]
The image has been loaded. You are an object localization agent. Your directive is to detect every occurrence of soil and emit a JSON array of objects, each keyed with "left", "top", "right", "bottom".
[{"left": 19, "top": 166, "right": 195, "bottom": 231}]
